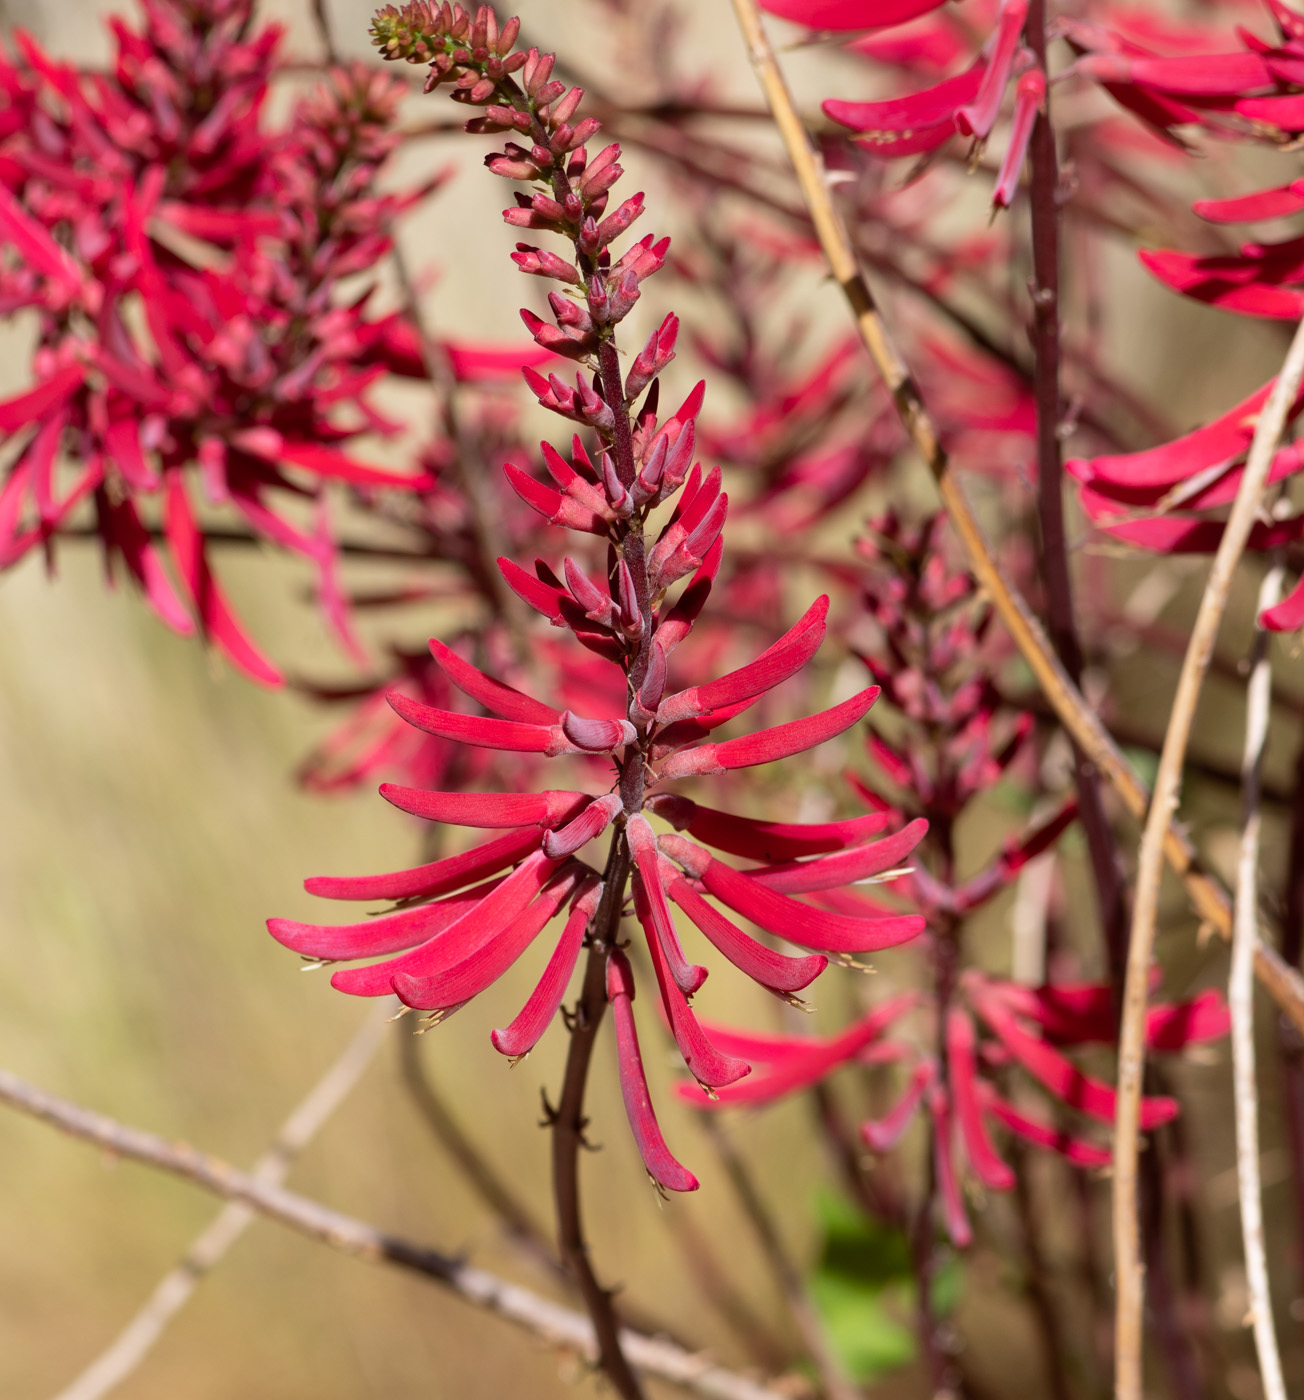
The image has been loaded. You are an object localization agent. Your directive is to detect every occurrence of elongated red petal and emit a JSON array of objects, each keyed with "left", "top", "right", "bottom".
[
  {"left": 747, "top": 818, "right": 928, "bottom": 893},
  {"left": 646, "top": 793, "right": 891, "bottom": 860},
  {"left": 629, "top": 814, "right": 707, "bottom": 995},
  {"left": 268, "top": 878, "right": 505, "bottom": 960},
  {"left": 658, "top": 687, "right": 880, "bottom": 780},
  {"left": 387, "top": 690, "right": 565, "bottom": 754},
  {"left": 380, "top": 786, "right": 588, "bottom": 829},
  {"left": 692, "top": 996, "right": 916, "bottom": 1108},
  {"left": 1145, "top": 990, "right": 1231, "bottom": 1051},
  {"left": 947, "top": 1010, "right": 1015, "bottom": 1191},
  {"left": 664, "top": 866, "right": 827, "bottom": 995},
  {"left": 427, "top": 637, "right": 561, "bottom": 723},
  {"left": 394, "top": 867, "right": 582, "bottom": 1010},
  {"left": 656, "top": 596, "right": 829, "bottom": 724},
  {"left": 492, "top": 878, "right": 602, "bottom": 1058},
  {"left": 976, "top": 1083, "right": 1111, "bottom": 1168},
  {"left": 660, "top": 834, "right": 923, "bottom": 954},
  {"left": 607, "top": 949, "right": 699, "bottom": 1191},
  {"left": 929, "top": 1086, "right": 972, "bottom": 1248},
  {"left": 305, "top": 826, "right": 542, "bottom": 902},
  {"left": 1195, "top": 183, "right": 1304, "bottom": 224},
  {"left": 1262, "top": 573, "right": 1304, "bottom": 631},
  {"left": 330, "top": 851, "right": 560, "bottom": 997},
  {"left": 952, "top": 800, "right": 1077, "bottom": 913},
  {"left": 635, "top": 900, "right": 747, "bottom": 1094},
  {"left": 165, "top": 475, "right": 282, "bottom": 688},
  {"left": 861, "top": 1061, "right": 934, "bottom": 1152}
]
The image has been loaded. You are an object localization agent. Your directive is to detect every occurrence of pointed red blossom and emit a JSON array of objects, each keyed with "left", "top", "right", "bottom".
[
  {"left": 329, "top": 850, "right": 562, "bottom": 997},
  {"left": 950, "top": 799, "right": 1078, "bottom": 913},
  {"left": 629, "top": 814, "right": 708, "bottom": 996},
  {"left": 658, "top": 686, "right": 881, "bottom": 780},
  {"left": 491, "top": 876, "right": 602, "bottom": 1058},
  {"left": 687, "top": 995, "right": 917, "bottom": 1108},
  {"left": 607, "top": 950, "right": 699, "bottom": 1193},
  {"left": 645, "top": 793, "right": 892, "bottom": 862},
  {"left": 662, "top": 861, "right": 827, "bottom": 996},
  {"left": 975, "top": 1083, "right": 1112, "bottom": 1168},
  {"left": 928, "top": 1085, "right": 972, "bottom": 1248},
  {"left": 269, "top": 877, "right": 506, "bottom": 962},
  {"left": 659, "top": 833, "right": 924, "bottom": 954},
  {"left": 393, "top": 864, "right": 584, "bottom": 1011},
  {"left": 305, "top": 825, "right": 544, "bottom": 903},
  {"left": 947, "top": 1009, "right": 1016, "bottom": 1190},
  {"left": 379, "top": 785, "right": 587, "bottom": 829},
  {"left": 655, "top": 596, "right": 829, "bottom": 724},
  {"left": 1262, "top": 576, "right": 1304, "bottom": 632},
  {"left": 861, "top": 1060, "right": 934, "bottom": 1152},
  {"left": 427, "top": 638, "right": 562, "bottom": 724},
  {"left": 1139, "top": 241, "right": 1304, "bottom": 320},
  {"left": 746, "top": 817, "right": 928, "bottom": 893},
  {"left": 99, "top": 493, "right": 194, "bottom": 636}
]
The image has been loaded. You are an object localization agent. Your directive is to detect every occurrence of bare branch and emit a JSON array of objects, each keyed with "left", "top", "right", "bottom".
[
  {"left": 1114, "top": 317, "right": 1304, "bottom": 1400},
  {"left": 0, "top": 1066, "right": 791, "bottom": 1400},
  {"left": 1231, "top": 564, "right": 1288, "bottom": 1400},
  {"left": 52, "top": 1007, "right": 389, "bottom": 1400}
]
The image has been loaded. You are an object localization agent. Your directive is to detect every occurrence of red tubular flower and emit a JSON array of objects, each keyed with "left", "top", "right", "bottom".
[{"left": 272, "top": 3, "right": 930, "bottom": 1191}]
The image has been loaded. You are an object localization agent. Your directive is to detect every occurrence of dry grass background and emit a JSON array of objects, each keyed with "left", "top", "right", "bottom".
[{"left": 0, "top": 1, "right": 1301, "bottom": 1397}]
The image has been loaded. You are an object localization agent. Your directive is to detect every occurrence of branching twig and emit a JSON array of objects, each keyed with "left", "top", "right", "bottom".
[
  {"left": 0, "top": 1066, "right": 790, "bottom": 1400},
  {"left": 1113, "top": 317, "right": 1304, "bottom": 1400},
  {"left": 726, "top": 0, "right": 1304, "bottom": 1040},
  {"left": 1231, "top": 564, "right": 1289, "bottom": 1400},
  {"left": 50, "top": 1007, "right": 388, "bottom": 1400}
]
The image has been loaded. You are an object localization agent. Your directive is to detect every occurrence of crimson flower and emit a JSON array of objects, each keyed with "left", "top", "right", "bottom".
[{"left": 271, "top": 3, "right": 928, "bottom": 1192}]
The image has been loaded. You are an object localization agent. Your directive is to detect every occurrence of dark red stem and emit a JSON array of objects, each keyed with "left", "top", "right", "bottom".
[{"left": 1025, "top": 0, "right": 1129, "bottom": 983}]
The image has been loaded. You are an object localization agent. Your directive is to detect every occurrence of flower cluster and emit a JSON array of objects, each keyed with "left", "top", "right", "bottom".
[
  {"left": 272, "top": 2, "right": 930, "bottom": 1192},
  {"left": 0, "top": 0, "right": 532, "bottom": 684},
  {"left": 683, "top": 514, "right": 1229, "bottom": 1240}
]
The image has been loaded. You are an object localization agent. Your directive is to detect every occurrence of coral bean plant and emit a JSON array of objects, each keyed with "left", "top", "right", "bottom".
[{"left": 271, "top": 5, "right": 930, "bottom": 1391}]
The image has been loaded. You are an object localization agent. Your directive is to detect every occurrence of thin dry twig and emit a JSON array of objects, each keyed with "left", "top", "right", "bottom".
[
  {"left": 51, "top": 1007, "right": 389, "bottom": 1400},
  {"left": 725, "top": 0, "right": 1304, "bottom": 1038},
  {"left": 1113, "top": 317, "right": 1304, "bottom": 1400},
  {"left": 0, "top": 1066, "right": 790, "bottom": 1400},
  {"left": 1231, "top": 564, "right": 1289, "bottom": 1400}
]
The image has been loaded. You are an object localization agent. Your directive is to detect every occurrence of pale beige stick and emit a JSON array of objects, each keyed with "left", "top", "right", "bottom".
[
  {"left": 1231, "top": 563, "right": 1288, "bottom": 1400},
  {"left": 0, "top": 1066, "right": 787, "bottom": 1400},
  {"left": 725, "top": 0, "right": 1304, "bottom": 1038},
  {"left": 1113, "top": 315, "right": 1304, "bottom": 1400},
  {"left": 52, "top": 1007, "right": 390, "bottom": 1400}
]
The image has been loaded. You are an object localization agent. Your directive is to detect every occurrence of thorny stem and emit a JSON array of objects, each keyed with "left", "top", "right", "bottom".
[
  {"left": 1025, "top": 0, "right": 1129, "bottom": 985},
  {"left": 551, "top": 836, "right": 642, "bottom": 1400},
  {"left": 1232, "top": 565, "right": 1289, "bottom": 1400},
  {"left": 1113, "top": 314, "right": 1304, "bottom": 1400},
  {"left": 726, "top": 0, "right": 1304, "bottom": 1040}
]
